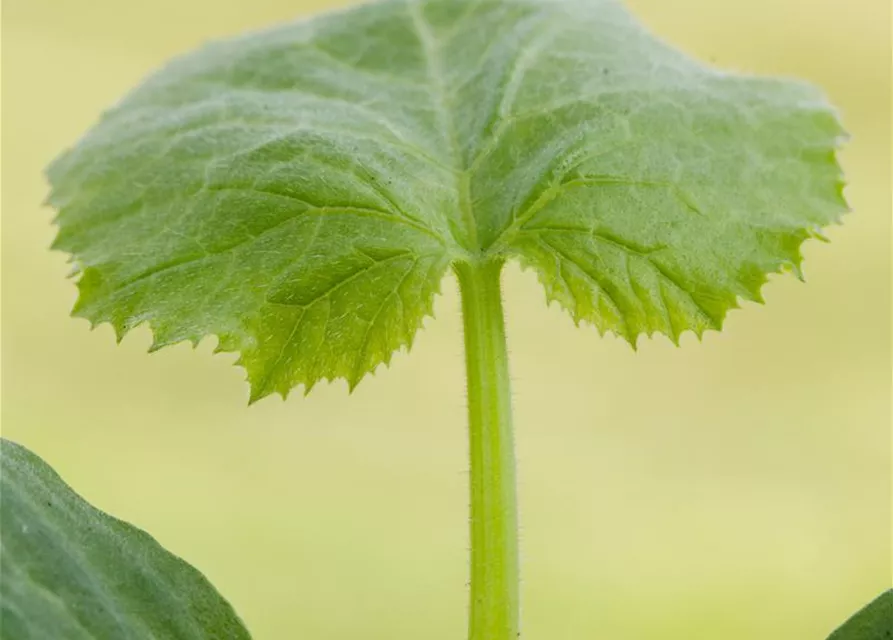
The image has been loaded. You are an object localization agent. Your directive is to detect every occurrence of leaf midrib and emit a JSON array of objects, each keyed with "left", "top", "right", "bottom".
[{"left": 407, "top": 0, "right": 479, "bottom": 256}]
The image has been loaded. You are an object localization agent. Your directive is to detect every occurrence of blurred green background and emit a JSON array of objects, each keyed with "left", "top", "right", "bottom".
[{"left": 2, "top": 0, "right": 890, "bottom": 638}]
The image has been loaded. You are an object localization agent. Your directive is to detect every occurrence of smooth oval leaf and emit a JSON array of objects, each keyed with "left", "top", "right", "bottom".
[
  {"left": 0, "top": 439, "right": 251, "bottom": 640},
  {"left": 828, "top": 591, "right": 893, "bottom": 640},
  {"left": 47, "top": 0, "right": 846, "bottom": 400}
]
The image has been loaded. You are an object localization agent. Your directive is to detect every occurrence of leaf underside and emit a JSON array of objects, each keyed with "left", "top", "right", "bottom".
[
  {"left": 827, "top": 591, "right": 893, "bottom": 640},
  {"left": 0, "top": 438, "right": 251, "bottom": 640},
  {"left": 47, "top": 0, "right": 847, "bottom": 401}
]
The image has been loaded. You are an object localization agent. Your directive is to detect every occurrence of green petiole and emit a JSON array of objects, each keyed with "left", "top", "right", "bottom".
[{"left": 456, "top": 259, "right": 520, "bottom": 640}]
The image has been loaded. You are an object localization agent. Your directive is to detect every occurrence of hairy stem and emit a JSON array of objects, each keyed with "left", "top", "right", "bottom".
[{"left": 455, "top": 259, "right": 520, "bottom": 640}]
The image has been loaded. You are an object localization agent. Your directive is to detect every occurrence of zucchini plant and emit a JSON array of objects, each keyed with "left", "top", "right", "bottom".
[{"left": 25, "top": 0, "right": 862, "bottom": 637}]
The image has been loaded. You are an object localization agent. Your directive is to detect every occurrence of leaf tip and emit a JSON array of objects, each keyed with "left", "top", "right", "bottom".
[{"left": 246, "top": 387, "right": 268, "bottom": 406}]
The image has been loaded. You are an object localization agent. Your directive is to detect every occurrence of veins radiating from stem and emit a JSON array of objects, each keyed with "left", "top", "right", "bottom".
[{"left": 407, "top": 0, "right": 479, "bottom": 254}]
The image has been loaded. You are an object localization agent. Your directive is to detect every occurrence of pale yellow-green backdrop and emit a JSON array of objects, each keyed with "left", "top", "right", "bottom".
[{"left": 2, "top": 0, "right": 890, "bottom": 638}]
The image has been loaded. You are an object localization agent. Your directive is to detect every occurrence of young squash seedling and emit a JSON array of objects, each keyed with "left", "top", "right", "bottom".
[{"left": 43, "top": 0, "right": 849, "bottom": 637}]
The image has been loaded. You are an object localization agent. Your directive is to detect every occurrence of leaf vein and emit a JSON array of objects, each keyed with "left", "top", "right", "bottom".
[
  {"left": 536, "top": 236, "right": 628, "bottom": 333},
  {"left": 269, "top": 251, "right": 418, "bottom": 310},
  {"left": 407, "top": 0, "right": 476, "bottom": 251},
  {"left": 351, "top": 256, "right": 420, "bottom": 385}
]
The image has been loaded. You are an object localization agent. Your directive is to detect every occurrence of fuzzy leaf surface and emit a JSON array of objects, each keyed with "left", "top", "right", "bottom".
[
  {"left": 0, "top": 439, "right": 251, "bottom": 640},
  {"left": 47, "top": 0, "right": 846, "bottom": 399},
  {"left": 828, "top": 591, "right": 893, "bottom": 640}
]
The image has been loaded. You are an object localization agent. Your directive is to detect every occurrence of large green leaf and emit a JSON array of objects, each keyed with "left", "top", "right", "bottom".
[
  {"left": 828, "top": 591, "right": 893, "bottom": 640},
  {"left": 47, "top": 0, "right": 846, "bottom": 400},
  {"left": 0, "top": 439, "right": 251, "bottom": 640}
]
